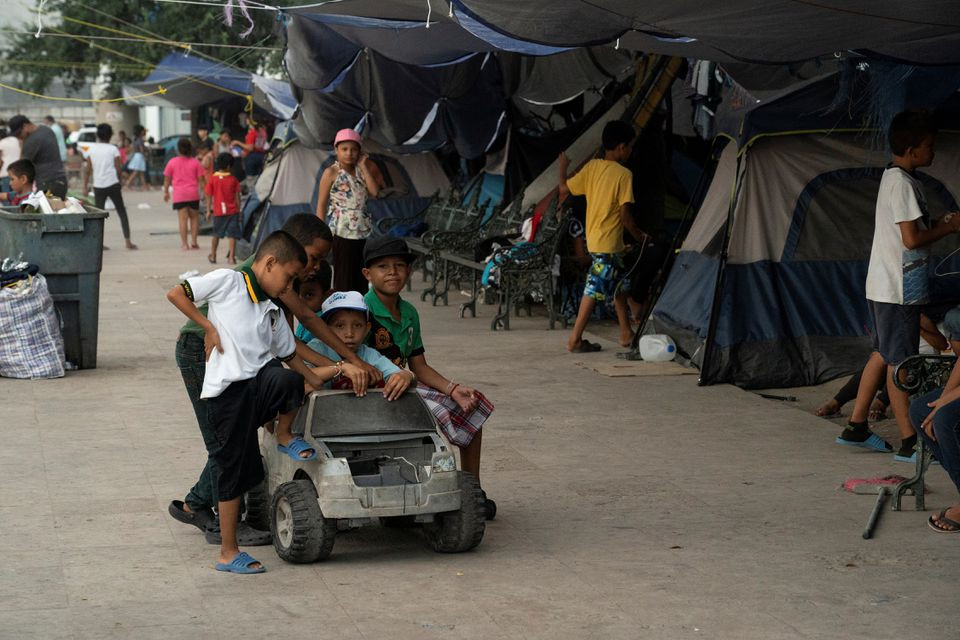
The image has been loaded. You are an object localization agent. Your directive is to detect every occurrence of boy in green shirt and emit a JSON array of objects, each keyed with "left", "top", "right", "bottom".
[{"left": 362, "top": 236, "right": 497, "bottom": 519}]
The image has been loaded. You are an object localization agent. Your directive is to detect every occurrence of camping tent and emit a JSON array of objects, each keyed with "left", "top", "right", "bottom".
[
  {"left": 244, "top": 125, "right": 451, "bottom": 246},
  {"left": 649, "top": 72, "right": 960, "bottom": 389}
]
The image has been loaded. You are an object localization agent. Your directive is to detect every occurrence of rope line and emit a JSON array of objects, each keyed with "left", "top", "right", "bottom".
[{"left": 0, "top": 81, "right": 167, "bottom": 102}]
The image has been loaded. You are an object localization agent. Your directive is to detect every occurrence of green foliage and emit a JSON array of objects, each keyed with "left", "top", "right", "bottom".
[{"left": 3, "top": 0, "right": 285, "bottom": 98}]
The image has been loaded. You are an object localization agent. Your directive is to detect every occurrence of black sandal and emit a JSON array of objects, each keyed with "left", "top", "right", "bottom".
[{"left": 168, "top": 500, "right": 215, "bottom": 533}]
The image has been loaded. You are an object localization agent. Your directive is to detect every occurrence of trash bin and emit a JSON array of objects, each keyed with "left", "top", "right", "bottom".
[{"left": 0, "top": 207, "right": 108, "bottom": 369}]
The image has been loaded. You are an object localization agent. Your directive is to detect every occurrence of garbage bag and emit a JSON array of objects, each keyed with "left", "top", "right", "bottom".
[{"left": 0, "top": 274, "right": 65, "bottom": 379}]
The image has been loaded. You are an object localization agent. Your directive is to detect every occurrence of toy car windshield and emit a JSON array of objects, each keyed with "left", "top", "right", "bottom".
[{"left": 307, "top": 390, "right": 436, "bottom": 438}]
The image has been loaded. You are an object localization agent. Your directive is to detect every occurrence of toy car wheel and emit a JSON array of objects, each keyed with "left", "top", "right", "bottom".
[
  {"left": 270, "top": 479, "right": 336, "bottom": 563},
  {"left": 244, "top": 462, "right": 270, "bottom": 531},
  {"left": 423, "top": 471, "right": 485, "bottom": 553}
]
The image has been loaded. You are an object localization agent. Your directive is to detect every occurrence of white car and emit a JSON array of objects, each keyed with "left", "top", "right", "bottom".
[{"left": 67, "top": 126, "right": 98, "bottom": 154}]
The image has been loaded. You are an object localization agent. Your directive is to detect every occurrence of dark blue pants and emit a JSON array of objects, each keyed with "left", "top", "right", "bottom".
[{"left": 909, "top": 388, "right": 960, "bottom": 494}]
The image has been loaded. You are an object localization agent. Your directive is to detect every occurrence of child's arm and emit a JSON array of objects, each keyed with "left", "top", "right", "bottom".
[
  {"left": 368, "top": 348, "right": 415, "bottom": 401},
  {"left": 234, "top": 186, "right": 241, "bottom": 212},
  {"left": 297, "top": 339, "right": 371, "bottom": 395},
  {"left": 358, "top": 155, "right": 382, "bottom": 198},
  {"left": 284, "top": 348, "right": 343, "bottom": 391},
  {"left": 82, "top": 156, "right": 93, "bottom": 195},
  {"left": 315, "top": 166, "right": 335, "bottom": 221},
  {"left": 920, "top": 314, "right": 949, "bottom": 352},
  {"left": 899, "top": 216, "right": 960, "bottom": 249},
  {"left": 557, "top": 152, "right": 571, "bottom": 196},
  {"left": 409, "top": 354, "right": 480, "bottom": 412},
  {"left": 619, "top": 204, "right": 647, "bottom": 245},
  {"left": 163, "top": 175, "right": 172, "bottom": 202},
  {"left": 277, "top": 288, "right": 383, "bottom": 385},
  {"left": 166, "top": 285, "right": 223, "bottom": 359}
]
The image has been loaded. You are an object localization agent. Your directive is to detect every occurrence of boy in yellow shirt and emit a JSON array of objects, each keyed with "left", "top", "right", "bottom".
[{"left": 558, "top": 120, "right": 645, "bottom": 352}]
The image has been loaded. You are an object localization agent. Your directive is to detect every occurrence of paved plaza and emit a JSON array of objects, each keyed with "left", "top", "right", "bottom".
[{"left": 1, "top": 191, "right": 956, "bottom": 640}]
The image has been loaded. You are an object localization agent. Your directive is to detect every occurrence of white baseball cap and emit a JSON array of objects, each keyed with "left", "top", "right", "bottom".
[{"left": 320, "top": 290, "right": 368, "bottom": 320}]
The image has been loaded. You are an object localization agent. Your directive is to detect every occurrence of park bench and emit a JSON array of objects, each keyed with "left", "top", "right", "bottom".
[
  {"left": 484, "top": 206, "right": 571, "bottom": 331},
  {"left": 891, "top": 353, "right": 956, "bottom": 511}
]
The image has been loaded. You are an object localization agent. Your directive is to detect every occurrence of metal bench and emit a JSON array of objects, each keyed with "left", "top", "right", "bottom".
[{"left": 891, "top": 353, "right": 957, "bottom": 511}]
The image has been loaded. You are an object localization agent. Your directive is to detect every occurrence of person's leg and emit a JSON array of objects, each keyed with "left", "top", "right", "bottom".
[
  {"left": 93, "top": 186, "right": 107, "bottom": 211},
  {"left": 837, "top": 351, "right": 891, "bottom": 450},
  {"left": 256, "top": 363, "right": 309, "bottom": 457},
  {"left": 174, "top": 334, "right": 219, "bottom": 518},
  {"left": 189, "top": 208, "right": 200, "bottom": 248},
  {"left": 459, "top": 430, "right": 481, "bottom": 479},
  {"left": 177, "top": 208, "right": 189, "bottom": 250},
  {"left": 613, "top": 291, "right": 632, "bottom": 347},
  {"left": 227, "top": 238, "right": 237, "bottom": 264},
  {"left": 567, "top": 296, "right": 597, "bottom": 350},
  {"left": 887, "top": 364, "right": 916, "bottom": 440},
  {"left": 210, "top": 235, "right": 220, "bottom": 262},
  {"left": 911, "top": 390, "right": 960, "bottom": 529},
  {"left": 217, "top": 497, "right": 251, "bottom": 567},
  {"left": 107, "top": 183, "right": 136, "bottom": 248}
]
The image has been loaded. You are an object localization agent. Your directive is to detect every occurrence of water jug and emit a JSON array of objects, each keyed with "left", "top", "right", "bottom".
[{"left": 638, "top": 334, "right": 676, "bottom": 362}]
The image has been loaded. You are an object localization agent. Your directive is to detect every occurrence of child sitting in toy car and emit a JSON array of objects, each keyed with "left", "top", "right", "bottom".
[{"left": 303, "top": 290, "right": 416, "bottom": 400}]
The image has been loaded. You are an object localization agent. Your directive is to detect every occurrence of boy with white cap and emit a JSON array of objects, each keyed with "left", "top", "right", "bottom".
[{"left": 304, "top": 290, "right": 416, "bottom": 400}]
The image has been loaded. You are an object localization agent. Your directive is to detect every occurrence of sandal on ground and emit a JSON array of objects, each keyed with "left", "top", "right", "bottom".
[
  {"left": 215, "top": 551, "right": 265, "bottom": 574},
  {"left": 191, "top": 244, "right": 200, "bottom": 250},
  {"left": 278, "top": 437, "right": 317, "bottom": 461},
  {"left": 569, "top": 339, "right": 602, "bottom": 353},
  {"left": 207, "top": 254, "right": 216, "bottom": 264},
  {"left": 203, "top": 520, "right": 272, "bottom": 546},
  {"left": 835, "top": 424, "right": 892, "bottom": 452},
  {"left": 928, "top": 509, "right": 960, "bottom": 533},
  {"left": 869, "top": 407, "right": 888, "bottom": 422},
  {"left": 168, "top": 500, "right": 215, "bottom": 533}
]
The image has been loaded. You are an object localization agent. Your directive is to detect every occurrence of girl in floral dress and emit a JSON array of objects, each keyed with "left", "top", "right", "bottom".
[{"left": 316, "top": 128, "right": 382, "bottom": 292}]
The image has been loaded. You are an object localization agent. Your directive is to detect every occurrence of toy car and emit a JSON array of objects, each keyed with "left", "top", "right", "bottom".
[{"left": 246, "top": 389, "right": 486, "bottom": 563}]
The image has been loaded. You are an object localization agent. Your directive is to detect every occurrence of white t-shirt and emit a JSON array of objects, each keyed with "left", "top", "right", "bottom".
[
  {"left": 865, "top": 167, "right": 930, "bottom": 305},
  {"left": 81, "top": 142, "right": 121, "bottom": 189},
  {"left": 0, "top": 136, "right": 20, "bottom": 174},
  {"left": 184, "top": 268, "right": 296, "bottom": 399}
]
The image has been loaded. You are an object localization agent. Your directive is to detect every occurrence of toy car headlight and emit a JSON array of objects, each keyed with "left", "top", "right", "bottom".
[{"left": 431, "top": 452, "right": 456, "bottom": 473}]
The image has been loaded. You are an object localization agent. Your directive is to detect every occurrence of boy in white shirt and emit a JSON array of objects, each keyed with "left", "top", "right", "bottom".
[
  {"left": 166, "top": 230, "right": 345, "bottom": 574},
  {"left": 82, "top": 123, "right": 137, "bottom": 250},
  {"left": 837, "top": 110, "right": 960, "bottom": 460}
]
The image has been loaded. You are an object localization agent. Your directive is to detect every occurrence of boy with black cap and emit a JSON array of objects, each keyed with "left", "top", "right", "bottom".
[{"left": 362, "top": 236, "right": 497, "bottom": 519}]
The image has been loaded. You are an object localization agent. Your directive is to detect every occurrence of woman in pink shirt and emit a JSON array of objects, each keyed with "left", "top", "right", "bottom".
[{"left": 163, "top": 137, "right": 206, "bottom": 250}]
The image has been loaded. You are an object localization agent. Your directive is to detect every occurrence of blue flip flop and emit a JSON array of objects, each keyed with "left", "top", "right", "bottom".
[
  {"left": 835, "top": 433, "right": 891, "bottom": 452},
  {"left": 215, "top": 551, "right": 265, "bottom": 574},
  {"left": 277, "top": 437, "right": 317, "bottom": 462}
]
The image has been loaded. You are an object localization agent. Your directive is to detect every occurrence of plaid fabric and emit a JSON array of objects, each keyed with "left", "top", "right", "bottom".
[
  {"left": 0, "top": 274, "right": 65, "bottom": 379},
  {"left": 416, "top": 383, "right": 493, "bottom": 448}
]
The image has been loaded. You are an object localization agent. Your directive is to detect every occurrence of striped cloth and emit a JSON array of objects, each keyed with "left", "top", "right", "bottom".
[
  {"left": 0, "top": 274, "right": 65, "bottom": 379},
  {"left": 416, "top": 383, "right": 493, "bottom": 448}
]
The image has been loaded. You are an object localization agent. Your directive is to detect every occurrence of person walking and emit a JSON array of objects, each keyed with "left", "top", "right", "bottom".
[{"left": 82, "top": 123, "right": 137, "bottom": 250}]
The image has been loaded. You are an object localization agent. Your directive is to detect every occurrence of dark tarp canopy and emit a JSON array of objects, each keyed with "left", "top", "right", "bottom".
[{"left": 286, "top": 0, "right": 960, "bottom": 66}]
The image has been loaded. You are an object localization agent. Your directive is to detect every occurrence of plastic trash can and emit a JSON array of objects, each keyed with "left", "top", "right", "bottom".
[{"left": 0, "top": 207, "right": 108, "bottom": 369}]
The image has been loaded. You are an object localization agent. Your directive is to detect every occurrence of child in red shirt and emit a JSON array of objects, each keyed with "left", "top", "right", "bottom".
[{"left": 204, "top": 152, "right": 243, "bottom": 264}]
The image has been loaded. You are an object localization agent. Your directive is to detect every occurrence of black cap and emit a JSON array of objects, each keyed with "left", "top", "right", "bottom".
[
  {"left": 363, "top": 235, "right": 417, "bottom": 267},
  {"left": 7, "top": 115, "right": 29, "bottom": 137}
]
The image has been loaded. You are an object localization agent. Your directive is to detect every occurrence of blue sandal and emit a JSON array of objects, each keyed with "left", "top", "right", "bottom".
[
  {"left": 215, "top": 551, "right": 265, "bottom": 574},
  {"left": 277, "top": 437, "right": 317, "bottom": 462}
]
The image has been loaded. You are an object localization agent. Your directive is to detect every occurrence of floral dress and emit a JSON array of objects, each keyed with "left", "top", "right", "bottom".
[{"left": 327, "top": 162, "right": 371, "bottom": 240}]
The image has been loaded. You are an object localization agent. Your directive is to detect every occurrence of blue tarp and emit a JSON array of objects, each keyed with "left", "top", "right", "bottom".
[{"left": 123, "top": 53, "right": 296, "bottom": 117}]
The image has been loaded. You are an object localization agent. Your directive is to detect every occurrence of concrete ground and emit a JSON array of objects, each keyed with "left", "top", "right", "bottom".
[{"left": 1, "top": 189, "right": 957, "bottom": 640}]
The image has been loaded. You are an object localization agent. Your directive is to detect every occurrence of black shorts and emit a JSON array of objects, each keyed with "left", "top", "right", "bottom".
[
  {"left": 869, "top": 300, "right": 920, "bottom": 365},
  {"left": 206, "top": 360, "right": 305, "bottom": 501},
  {"left": 173, "top": 200, "right": 200, "bottom": 211},
  {"left": 212, "top": 213, "right": 242, "bottom": 239}
]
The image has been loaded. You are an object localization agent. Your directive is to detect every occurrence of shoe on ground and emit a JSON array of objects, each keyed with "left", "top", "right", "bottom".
[
  {"left": 835, "top": 425, "right": 892, "bottom": 452},
  {"left": 204, "top": 520, "right": 273, "bottom": 546}
]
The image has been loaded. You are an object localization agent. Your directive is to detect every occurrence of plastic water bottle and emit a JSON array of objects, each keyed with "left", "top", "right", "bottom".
[{"left": 638, "top": 334, "right": 677, "bottom": 362}]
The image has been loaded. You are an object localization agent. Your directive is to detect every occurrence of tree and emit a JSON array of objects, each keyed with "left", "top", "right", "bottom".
[{"left": 3, "top": 0, "right": 286, "bottom": 98}]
